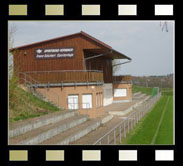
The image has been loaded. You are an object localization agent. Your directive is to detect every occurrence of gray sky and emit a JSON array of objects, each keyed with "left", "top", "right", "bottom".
[{"left": 9, "top": 21, "right": 174, "bottom": 76}]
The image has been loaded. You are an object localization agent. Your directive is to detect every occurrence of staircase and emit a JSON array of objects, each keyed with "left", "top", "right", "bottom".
[
  {"left": 19, "top": 72, "right": 61, "bottom": 109},
  {"left": 9, "top": 110, "right": 107, "bottom": 145}
]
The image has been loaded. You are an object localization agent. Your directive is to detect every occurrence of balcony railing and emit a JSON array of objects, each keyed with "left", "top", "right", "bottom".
[
  {"left": 113, "top": 75, "right": 132, "bottom": 83},
  {"left": 20, "top": 70, "right": 104, "bottom": 85}
]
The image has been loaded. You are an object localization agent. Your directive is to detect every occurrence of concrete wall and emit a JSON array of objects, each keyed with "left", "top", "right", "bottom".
[
  {"left": 37, "top": 85, "right": 104, "bottom": 118},
  {"left": 103, "top": 83, "right": 113, "bottom": 106}
]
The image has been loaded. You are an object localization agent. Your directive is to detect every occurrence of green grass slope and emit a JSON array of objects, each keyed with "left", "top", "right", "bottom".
[{"left": 9, "top": 86, "right": 61, "bottom": 123}]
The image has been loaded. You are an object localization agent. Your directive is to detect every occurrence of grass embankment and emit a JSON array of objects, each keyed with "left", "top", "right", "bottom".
[
  {"left": 132, "top": 85, "right": 153, "bottom": 96},
  {"left": 9, "top": 75, "right": 61, "bottom": 123},
  {"left": 122, "top": 86, "right": 173, "bottom": 145},
  {"left": 160, "top": 88, "right": 173, "bottom": 96}
]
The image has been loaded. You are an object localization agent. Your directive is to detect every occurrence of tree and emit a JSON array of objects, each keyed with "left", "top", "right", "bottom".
[
  {"left": 112, "top": 59, "right": 121, "bottom": 75},
  {"left": 8, "top": 24, "right": 17, "bottom": 78},
  {"left": 8, "top": 24, "right": 18, "bottom": 101}
]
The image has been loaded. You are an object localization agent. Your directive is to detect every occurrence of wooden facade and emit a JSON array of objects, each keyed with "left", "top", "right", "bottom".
[
  {"left": 11, "top": 31, "right": 132, "bottom": 118},
  {"left": 12, "top": 31, "right": 131, "bottom": 84},
  {"left": 113, "top": 75, "right": 132, "bottom": 83},
  {"left": 85, "top": 57, "right": 112, "bottom": 83}
]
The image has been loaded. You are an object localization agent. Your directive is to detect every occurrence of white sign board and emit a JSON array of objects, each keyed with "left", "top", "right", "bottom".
[
  {"left": 114, "top": 89, "right": 127, "bottom": 97},
  {"left": 35, "top": 47, "right": 75, "bottom": 59}
]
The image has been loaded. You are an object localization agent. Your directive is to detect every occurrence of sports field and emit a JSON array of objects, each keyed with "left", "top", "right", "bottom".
[{"left": 121, "top": 88, "right": 174, "bottom": 145}]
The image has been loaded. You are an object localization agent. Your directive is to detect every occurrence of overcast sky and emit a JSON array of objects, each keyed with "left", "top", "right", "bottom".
[{"left": 9, "top": 21, "right": 174, "bottom": 76}]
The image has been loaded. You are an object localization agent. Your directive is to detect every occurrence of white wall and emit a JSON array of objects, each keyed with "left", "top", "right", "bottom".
[{"left": 103, "top": 83, "right": 113, "bottom": 106}]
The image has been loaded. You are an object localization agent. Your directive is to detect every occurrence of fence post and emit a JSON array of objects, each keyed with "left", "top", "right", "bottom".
[
  {"left": 128, "top": 118, "right": 129, "bottom": 133},
  {"left": 124, "top": 121, "right": 126, "bottom": 138},
  {"left": 134, "top": 113, "right": 136, "bottom": 126},
  {"left": 107, "top": 135, "right": 110, "bottom": 144},
  {"left": 44, "top": 87, "right": 46, "bottom": 98},
  {"left": 114, "top": 129, "right": 116, "bottom": 144},
  {"left": 119, "top": 125, "right": 122, "bottom": 143}
]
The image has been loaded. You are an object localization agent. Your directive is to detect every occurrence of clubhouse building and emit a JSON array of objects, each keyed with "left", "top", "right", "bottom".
[{"left": 11, "top": 31, "right": 132, "bottom": 118}]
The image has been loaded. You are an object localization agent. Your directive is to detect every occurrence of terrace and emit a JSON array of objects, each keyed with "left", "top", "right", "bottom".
[{"left": 19, "top": 70, "right": 104, "bottom": 87}]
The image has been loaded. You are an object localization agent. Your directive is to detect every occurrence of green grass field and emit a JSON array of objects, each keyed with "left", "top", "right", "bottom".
[{"left": 122, "top": 87, "right": 174, "bottom": 145}]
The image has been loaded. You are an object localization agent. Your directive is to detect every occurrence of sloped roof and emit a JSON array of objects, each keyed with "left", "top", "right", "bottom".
[
  {"left": 11, "top": 31, "right": 131, "bottom": 60},
  {"left": 11, "top": 31, "right": 111, "bottom": 50}
]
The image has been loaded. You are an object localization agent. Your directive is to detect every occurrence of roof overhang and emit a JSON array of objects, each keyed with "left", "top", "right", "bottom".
[{"left": 83, "top": 48, "right": 131, "bottom": 60}]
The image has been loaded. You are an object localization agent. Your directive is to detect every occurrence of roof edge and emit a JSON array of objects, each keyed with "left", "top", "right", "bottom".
[
  {"left": 111, "top": 48, "right": 132, "bottom": 60},
  {"left": 10, "top": 31, "right": 112, "bottom": 51}
]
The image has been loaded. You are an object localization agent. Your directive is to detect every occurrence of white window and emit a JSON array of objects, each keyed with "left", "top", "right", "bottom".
[
  {"left": 114, "top": 88, "right": 127, "bottom": 97},
  {"left": 68, "top": 95, "right": 79, "bottom": 110},
  {"left": 82, "top": 94, "right": 92, "bottom": 109}
]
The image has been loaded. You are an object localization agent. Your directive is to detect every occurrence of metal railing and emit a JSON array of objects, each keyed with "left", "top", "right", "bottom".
[
  {"left": 19, "top": 72, "right": 61, "bottom": 108},
  {"left": 93, "top": 93, "right": 161, "bottom": 145},
  {"left": 23, "top": 70, "right": 104, "bottom": 84}
]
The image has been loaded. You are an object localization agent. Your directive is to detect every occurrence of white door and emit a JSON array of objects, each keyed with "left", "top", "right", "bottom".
[
  {"left": 82, "top": 94, "right": 92, "bottom": 109},
  {"left": 68, "top": 95, "right": 78, "bottom": 109},
  {"left": 114, "top": 89, "right": 127, "bottom": 97}
]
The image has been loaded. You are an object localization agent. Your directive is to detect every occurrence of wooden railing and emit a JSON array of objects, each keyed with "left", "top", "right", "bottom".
[
  {"left": 20, "top": 70, "right": 103, "bottom": 84},
  {"left": 113, "top": 75, "right": 132, "bottom": 83}
]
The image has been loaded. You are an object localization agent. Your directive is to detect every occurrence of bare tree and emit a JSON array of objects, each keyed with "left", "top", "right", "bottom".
[
  {"left": 112, "top": 59, "right": 121, "bottom": 75},
  {"left": 8, "top": 24, "right": 17, "bottom": 77},
  {"left": 160, "top": 21, "right": 168, "bottom": 32}
]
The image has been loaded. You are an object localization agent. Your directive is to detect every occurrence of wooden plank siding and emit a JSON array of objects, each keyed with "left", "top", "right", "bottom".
[
  {"left": 22, "top": 71, "right": 103, "bottom": 84},
  {"left": 13, "top": 34, "right": 113, "bottom": 83},
  {"left": 86, "top": 57, "right": 113, "bottom": 83},
  {"left": 113, "top": 75, "right": 132, "bottom": 83}
]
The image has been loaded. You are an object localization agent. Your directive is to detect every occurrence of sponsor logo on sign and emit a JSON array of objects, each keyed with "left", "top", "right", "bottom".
[{"left": 35, "top": 47, "right": 75, "bottom": 59}]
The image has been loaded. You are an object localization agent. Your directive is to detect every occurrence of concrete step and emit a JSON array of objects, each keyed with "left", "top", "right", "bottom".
[
  {"left": 9, "top": 110, "right": 77, "bottom": 138},
  {"left": 72, "top": 117, "right": 122, "bottom": 145},
  {"left": 108, "top": 95, "right": 150, "bottom": 116},
  {"left": 40, "top": 119, "right": 101, "bottom": 145},
  {"left": 133, "top": 93, "right": 146, "bottom": 99},
  {"left": 133, "top": 92, "right": 141, "bottom": 97},
  {"left": 9, "top": 114, "right": 88, "bottom": 145}
]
